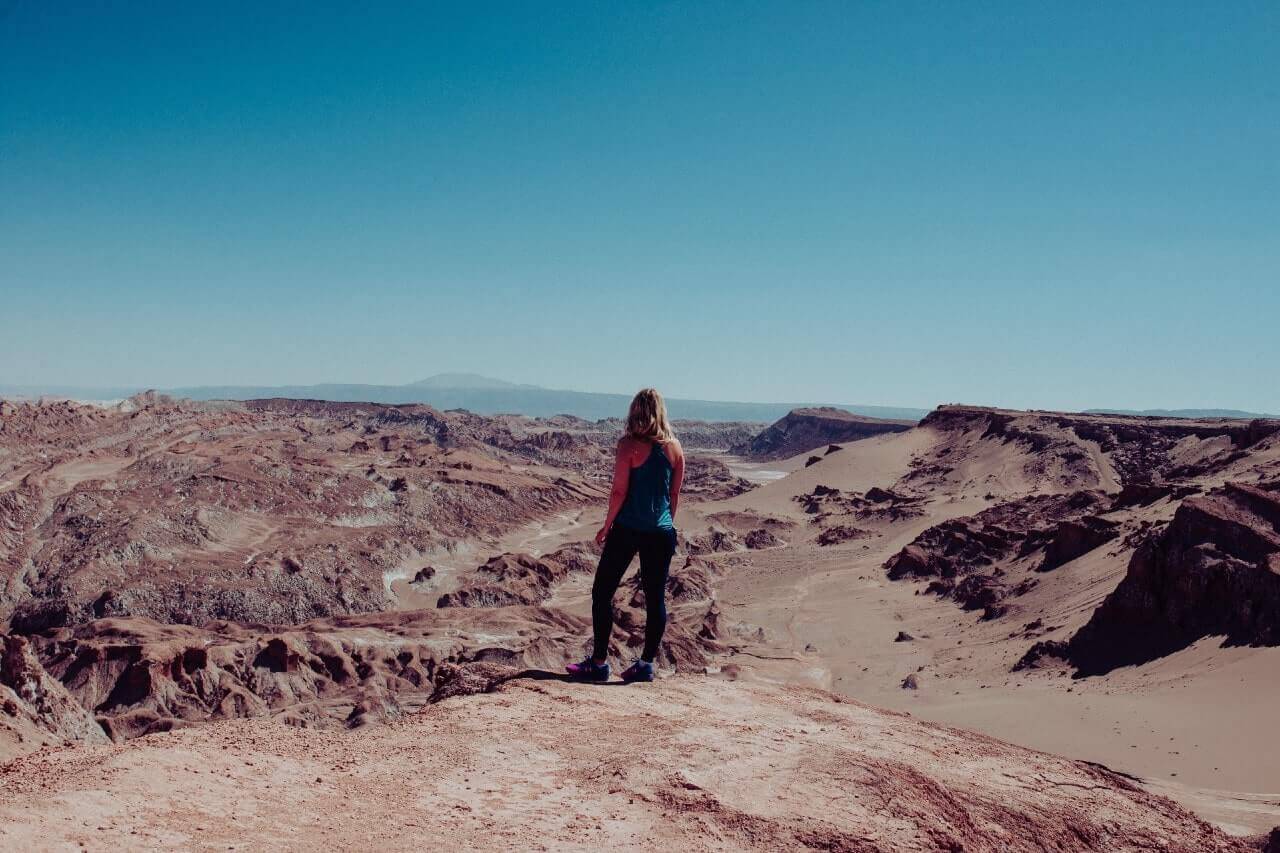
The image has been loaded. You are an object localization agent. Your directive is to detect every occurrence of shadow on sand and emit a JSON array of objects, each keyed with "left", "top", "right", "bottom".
[{"left": 508, "top": 668, "right": 632, "bottom": 687}]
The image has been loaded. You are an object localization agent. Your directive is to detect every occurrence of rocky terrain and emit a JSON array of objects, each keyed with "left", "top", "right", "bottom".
[
  {"left": 3, "top": 558, "right": 725, "bottom": 747},
  {"left": 916, "top": 405, "right": 1280, "bottom": 489},
  {"left": 875, "top": 406, "right": 1280, "bottom": 651},
  {"left": 1019, "top": 480, "right": 1280, "bottom": 676},
  {"left": 0, "top": 673, "right": 1262, "bottom": 852},
  {"left": 0, "top": 395, "right": 753, "bottom": 634},
  {"left": 0, "top": 395, "right": 604, "bottom": 633},
  {"left": 884, "top": 490, "right": 1114, "bottom": 619},
  {"left": 0, "top": 395, "right": 747, "bottom": 760},
  {"left": 3, "top": 395, "right": 1280, "bottom": 845},
  {"left": 0, "top": 547, "right": 726, "bottom": 757},
  {"left": 1, "top": 632, "right": 110, "bottom": 756},
  {"left": 730, "top": 407, "right": 915, "bottom": 460}
]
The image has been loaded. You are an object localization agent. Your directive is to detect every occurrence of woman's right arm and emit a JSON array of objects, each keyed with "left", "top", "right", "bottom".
[{"left": 596, "top": 439, "right": 632, "bottom": 546}]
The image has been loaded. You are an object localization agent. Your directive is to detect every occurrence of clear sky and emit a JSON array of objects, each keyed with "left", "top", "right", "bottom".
[{"left": 2, "top": 2, "right": 1277, "bottom": 411}]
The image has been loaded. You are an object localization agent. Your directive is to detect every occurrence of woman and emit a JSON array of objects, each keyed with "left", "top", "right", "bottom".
[{"left": 567, "top": 388, "right": 685, "bottom": 683}]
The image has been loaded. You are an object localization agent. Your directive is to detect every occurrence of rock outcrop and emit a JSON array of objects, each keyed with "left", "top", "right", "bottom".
[
  {"left": 921, "top": 405, "right": 1280, "bottom": 487},
  {"left": 1039, "top": 516, "right": 1120, "bottom": 571},
  {"left": 683, "top": 528, "right": 743, "bottom": 555},
  {"left": 23, "top": 609, "right": 584, "bottom": 740},
  {"left": 1020, "top": 482, "right": 1280, "bottom": 676},
  {"left": 0, "top": 543, "right": 725, "bottom": 748},
  {"left": 743, "top": 528, "right": 783, "bottom": 549},
  {"left": 1, "top": 632, "right": 109, "bottom": 759},
  {"left": 885, "top": 491, "right": 1113, "bottom": 619},
  {"left": 436, "top": 544, "right": 597, "bottom": 608},
  {"left": 794, "top": 484, "right": 926, "bottom": 523},
  {"left": 816, "top": 524, "right": 871, "bottom": 546},
  {"left": 731, "top": 407, "right": 914, "bottom": 460}
]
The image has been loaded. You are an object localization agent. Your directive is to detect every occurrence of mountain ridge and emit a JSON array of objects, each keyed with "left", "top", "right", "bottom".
[
  {"left": 5, "top": 375, "right": 1275, "bottom": 423},
  {"left": 0, "top": 374, "right": 930, "bottom": 423},
  {"left": 1084, "top": 407, "right": 1276, "bottom": 419}
]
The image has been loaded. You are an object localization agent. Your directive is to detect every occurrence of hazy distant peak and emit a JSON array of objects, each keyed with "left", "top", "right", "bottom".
[
  {"left": 405, "top": 373, "right": 541, "bottom": 390},
  {"left": 1083, "top": 407, "right": 1277, "bottom": 419}
]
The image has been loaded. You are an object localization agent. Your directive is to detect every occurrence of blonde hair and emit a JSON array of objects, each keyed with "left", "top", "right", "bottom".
[{"left": 625, "top": 388, "right": 675, "bottom": 444}]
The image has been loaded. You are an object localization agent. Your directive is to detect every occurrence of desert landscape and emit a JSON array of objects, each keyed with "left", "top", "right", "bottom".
[
  {"left": 7, "top": 2, "right": 1276, "bottom": 848},
  {"left": 1, "top": 392, "right": 1278, "bottom": 850}
]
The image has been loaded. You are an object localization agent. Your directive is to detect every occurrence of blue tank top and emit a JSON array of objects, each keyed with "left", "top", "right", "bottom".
[{"left": 615, "top": 441, "right": 674, "bottom": 531}]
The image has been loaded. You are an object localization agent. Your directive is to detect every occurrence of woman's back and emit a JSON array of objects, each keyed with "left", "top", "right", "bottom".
[
  {"left": 615, "top": 439, "right": 675, "bottom": 531},
  {"left": 569, "top": 388, "right": 685, "bottom": 683}
]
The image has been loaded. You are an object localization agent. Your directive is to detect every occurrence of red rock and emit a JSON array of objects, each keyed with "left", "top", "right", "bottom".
[
  {"left": 731, "top": 408, "right": 915, "bottom": 461},
  {"left": 1048, "top": 482, "right": 1280, "bottom": 675}
]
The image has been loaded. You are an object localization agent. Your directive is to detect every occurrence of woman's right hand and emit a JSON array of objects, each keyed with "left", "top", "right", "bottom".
[{"left": 595, "top": 525, "right": 610, "bottom": 547}]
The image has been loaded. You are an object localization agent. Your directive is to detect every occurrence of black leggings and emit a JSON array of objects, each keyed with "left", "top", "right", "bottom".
[{"left": 591, "top": 524, "right": 677, "bottom": 661}]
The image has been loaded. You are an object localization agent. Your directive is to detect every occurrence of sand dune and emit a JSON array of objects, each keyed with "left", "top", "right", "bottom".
[{"left": 697, "top": 405, "right": 1280, "bottom": 835}]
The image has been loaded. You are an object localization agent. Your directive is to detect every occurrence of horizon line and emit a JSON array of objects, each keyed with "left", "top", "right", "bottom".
[{"left": 1, "top": 377, "right": 1276, "bottom": 421}]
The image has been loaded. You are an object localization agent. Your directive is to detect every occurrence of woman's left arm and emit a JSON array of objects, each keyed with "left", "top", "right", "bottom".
[{"left": 669, "top": 441, "right": 685, "bottom": 521}]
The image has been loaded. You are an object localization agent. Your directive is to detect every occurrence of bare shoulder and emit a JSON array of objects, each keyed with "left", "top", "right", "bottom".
[
  {"left": 665, "top": 437, "right": 685, "bottom": 463},
  {"left": 616, "top": 435, "right": 643, "bottom": 459}
]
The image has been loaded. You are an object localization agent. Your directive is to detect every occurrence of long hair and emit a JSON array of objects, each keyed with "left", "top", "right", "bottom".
[{"left": 625, "top": 387, "right": 675, "bottom": 444}]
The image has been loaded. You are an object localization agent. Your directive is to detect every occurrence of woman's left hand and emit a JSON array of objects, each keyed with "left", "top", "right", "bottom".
[{"left": 595, "top": 525, "right": 609, "bottom": 547}]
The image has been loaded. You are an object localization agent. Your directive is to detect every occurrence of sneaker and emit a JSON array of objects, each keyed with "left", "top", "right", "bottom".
[
  {"left": 566, "top": 657, "right": 610, "bottom": 682},
  {"left": 620, "top": 658, "right": 655, "bottom": 683}
]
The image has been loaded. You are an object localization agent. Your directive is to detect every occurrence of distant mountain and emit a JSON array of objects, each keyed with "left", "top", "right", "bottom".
[
  {"left": 406, "top": 373, "right": 540, "bottom": 390},
  {"left": 1, "top": 374, "right": 929, "bottom": 423},
  {"left": 0, "top": 384, "right": 140, "bottom": 402},
  {"left": 10, "top": 376, "right": 1273, "bottom": 424},
  {"left": 1083, "top": 407, "right": 1277, "bottom": 419}
]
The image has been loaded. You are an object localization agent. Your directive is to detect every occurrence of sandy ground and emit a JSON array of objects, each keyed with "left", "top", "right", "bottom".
[
  {"left": 687, "top": 436, "right": 1280, "bottom": 836},
  {"left": 697, "top": 450, "right": 801, "bottom": 484},
  {"left": 712, "top": 537, "right": 1280, "bottom": 835},
  {"left": 0, "top": 676, "right": 1250, "bottom": 853}
]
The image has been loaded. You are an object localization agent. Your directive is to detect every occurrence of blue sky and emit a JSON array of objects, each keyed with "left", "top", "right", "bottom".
[{"left": 2, "top": 2, "right": 1277, "bottom": 411}]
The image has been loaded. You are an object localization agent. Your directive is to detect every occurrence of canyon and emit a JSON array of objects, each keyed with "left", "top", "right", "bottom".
[{"left": 3, "top": 394, "right": 1279, "bottom": 849}]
